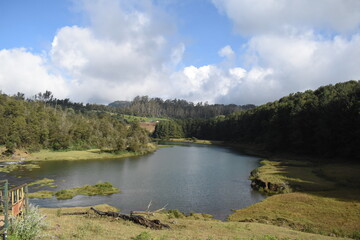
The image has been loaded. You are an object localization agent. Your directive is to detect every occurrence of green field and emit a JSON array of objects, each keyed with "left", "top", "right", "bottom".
[{"left": 120, "top": 114, "right": 169, "bottom": 123}]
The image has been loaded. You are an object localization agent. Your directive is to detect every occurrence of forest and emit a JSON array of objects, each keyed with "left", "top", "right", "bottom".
[
  {"left": 0, "top": 93, "right": 151, "bottom": 154},
  {"left": 153, "top": 80, "right": 360, "bottom": 160},
  {"left": 28, "top": 92, "right": 254, "bottom": 119},
  {"left": 108, "top": 97, "right": 255, "bottom": 119}
]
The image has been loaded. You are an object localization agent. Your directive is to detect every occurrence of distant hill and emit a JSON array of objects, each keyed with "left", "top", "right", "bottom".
[{"left": 108, "top": 100, "right": 131, "bottom": 108}]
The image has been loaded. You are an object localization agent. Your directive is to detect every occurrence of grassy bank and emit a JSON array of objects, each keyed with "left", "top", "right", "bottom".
[
  {"left": 167, "top": 138, "right": 223, "bottom": 145},
  {"left": 229, "top": 159, "right": 360, "bottom": 239},
  {"left": 31, "top": 146, "right": 156, "bottom": 161},
  {"left": 0, "top": 143, "right": 157, "bottom": 162},
  {"left": 39, "top": 205, "right": 349, "bottom": 240}
]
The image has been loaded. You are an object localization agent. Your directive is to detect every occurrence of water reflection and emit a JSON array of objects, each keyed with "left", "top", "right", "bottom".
[{"left": 3, "top": 142, "right": 265, "bottom": 220}]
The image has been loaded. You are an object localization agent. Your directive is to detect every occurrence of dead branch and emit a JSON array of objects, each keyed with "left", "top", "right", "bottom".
[{"left": 130, "top": 203, "right": 168, "bottom": 216}]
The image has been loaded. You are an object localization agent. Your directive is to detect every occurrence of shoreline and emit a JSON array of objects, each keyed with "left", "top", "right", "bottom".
[
  {"left": 161, "top": 138, "right": 223, "bottom": 145},
  {"left": 0, "top": 143, "right": 158, "bottom": 162}
]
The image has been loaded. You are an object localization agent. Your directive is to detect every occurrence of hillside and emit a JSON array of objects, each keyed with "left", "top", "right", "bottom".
[
  {"left": 154, "top": 80, "right": 360, "bottom": 160},
  {"left": 0, "top": 93, "right": 152, "bottom": 156}
]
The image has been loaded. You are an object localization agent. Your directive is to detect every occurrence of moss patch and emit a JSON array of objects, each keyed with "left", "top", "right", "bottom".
[
  {"left": 55, "top": 182, "right": 120, "bottom": 200},
  {"left": 29, "top": 182, "right": 120, "bottom": 200},
  {"left": 0, "top": 163, "right": 40, "bottom": 173},
  {"left": 28, "top": 178, "right": 57, "bottom": 188},
  {"left": 28, "top": 190, "right": 54, "bottom": 199}
]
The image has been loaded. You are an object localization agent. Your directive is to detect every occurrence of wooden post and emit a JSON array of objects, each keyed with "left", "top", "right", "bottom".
[
  {"left": 24, "top": 185, "right": 29, "bottom": 215},
  {"left": 3, "top": 180, "right": 9, "bottom": 234}
]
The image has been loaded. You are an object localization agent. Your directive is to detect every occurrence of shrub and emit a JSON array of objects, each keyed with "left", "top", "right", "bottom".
[
  {"left": 167, "top": 209, "right": 185, "bottom": 219},
  {"left": 132, "top": 232, "right": 152, "bottom": 240},
  {"left": 9, "top": 204, "right": 46, "bottom": 240}
]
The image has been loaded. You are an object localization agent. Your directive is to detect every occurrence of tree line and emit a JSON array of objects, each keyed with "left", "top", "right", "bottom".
[
  {"left": 153, "top": 80, "right": 360, "bottom": 160},
  {"left": 19, "top": 92, "right": 254, "bottom": 120},
  {"left": 0, "top": 93, "right": 151, "bottom": 154},
  {"left": 109, "top": 96, "right": 255, "bottom": 119}
]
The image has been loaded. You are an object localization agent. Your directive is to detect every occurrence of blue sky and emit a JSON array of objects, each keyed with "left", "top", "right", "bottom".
[
  {"left": 0, "top": 0, "right": 77, "bottom": 51},
  {"left": 0, "top": 0, "right": 360, "bottom": 104},
  {"left": 0, "top": 0, "right": 242, "bottom": 66}
]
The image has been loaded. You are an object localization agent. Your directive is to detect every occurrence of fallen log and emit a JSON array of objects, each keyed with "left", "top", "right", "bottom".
[
  {"left": 62, "top": 212, "right": 88, "bottom": 215},
  {"left": 90, "top": 207, "right": 170, "bottom": 230}
]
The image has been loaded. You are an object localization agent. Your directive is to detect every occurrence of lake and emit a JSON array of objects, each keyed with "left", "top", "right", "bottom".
[{"left": 4, "top": 142, "right": 265, "bottom": 220}]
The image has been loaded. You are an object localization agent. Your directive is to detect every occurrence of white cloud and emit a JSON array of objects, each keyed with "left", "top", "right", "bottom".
[
  {"left": 47, "top": 0, "right": 180, "bottom": 103},
  {"left": 0, "top": 48, "right": 68, "bottom": 98},
  {"left": 171, "top": 43, "right": 185, "bottom": 66},
  {"left": 204, "top": 0, "right": 360, "bottom": 104},
  {"left": 218, "top": 45, "right": 235, "bottom": 59},
  {"left": 169, "top": 63, "right": 244, "bottom": 103},
  {"left": 167, "top": 31, "right": 360, "bottom": 105},
  {"left": 212, "top": 0, "right": 360, "bottom": 35}
]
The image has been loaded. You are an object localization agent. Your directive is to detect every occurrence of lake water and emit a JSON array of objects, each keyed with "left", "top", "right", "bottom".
[{"left": 4, "top": 142, "right": 265, "bottom": 220}]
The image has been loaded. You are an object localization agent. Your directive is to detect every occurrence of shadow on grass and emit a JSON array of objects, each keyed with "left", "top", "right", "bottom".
[{"left": 268, "top": 160, "right": 360, "bottom": 201}]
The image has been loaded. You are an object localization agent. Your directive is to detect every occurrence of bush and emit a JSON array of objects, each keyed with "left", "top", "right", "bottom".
[
  {"left": 167, "top": 209, "right": 185, "bottom": 219},
  {"left": 9, "top": 204, "right": 46, "bottom": 240},
  {"left": 131, "top": 232, "right": 151, "bottom": 240}
]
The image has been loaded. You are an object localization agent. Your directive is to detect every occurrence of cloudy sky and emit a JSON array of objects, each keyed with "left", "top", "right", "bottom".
[{"left": 1, "top": 0, "right": 360, "bottom": 105}]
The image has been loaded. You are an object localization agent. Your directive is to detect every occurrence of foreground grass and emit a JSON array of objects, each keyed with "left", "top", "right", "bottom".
[
  {"left": 230, "top": 160, "right": 360, "bottom": 239},
  {"left": 29, "top": 182, "right": 120, "bottom": 200},
  {"left": 40, "top": 205, "right": 349, "bottom": 240}
]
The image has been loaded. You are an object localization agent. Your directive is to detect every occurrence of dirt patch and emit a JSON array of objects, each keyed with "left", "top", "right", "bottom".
[
  {"left": 139, "top": 122, "right": 157, "bottom": 133},
  {"left": 0, "top": 147, "right": 31, "bottom": 161}
]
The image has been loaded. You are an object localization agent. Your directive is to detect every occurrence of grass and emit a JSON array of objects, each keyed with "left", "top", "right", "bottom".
[
  {"left": 28, "top": 190, "right": 54, "bottom": 199},
  {"left": 230, "top": 159, "right": 360, "bottom": 239},
  {"left": 29, "top": 182, "right": 120, "bottom": 200},
  {"left": 29, "top": 144, "right": 157, "bottom": 161},
  {"left": 0, "top": 163, "right": 40, "bottom": 173},
  {"left": 168, "top": 138, "right": 223, "bottom": 145},
  {"left": 28, "top": 178, "right": 57, "bottom": 188},
  {"left": 55, "top": 182, "right": 120, "bottom": 200},
  {"left": 30, "top": 149, "right": 137, "bottom": 161},
  {"left": 120, "top": 114, "right": 169, "bottom": 123},
  {"left": 250, "top": 160, "right": 337, "bottom": 193},
  {"left": 39, "top": 205, "right": 349, "bottom": 240}
]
